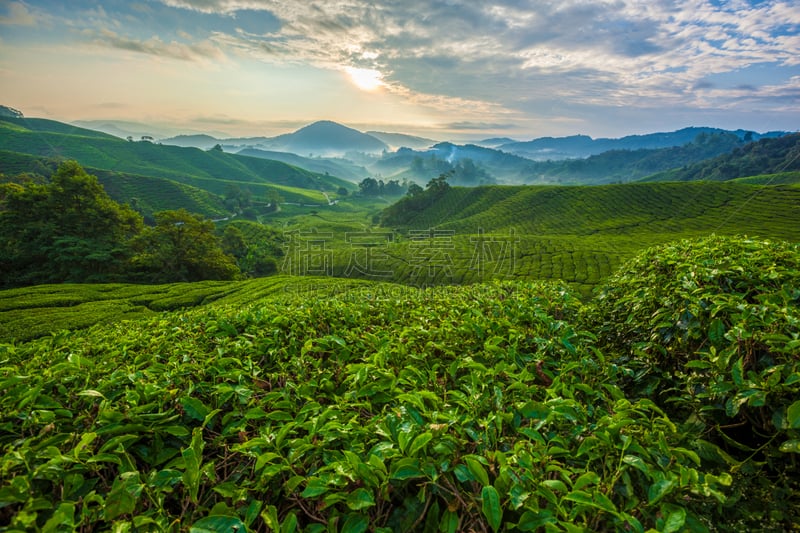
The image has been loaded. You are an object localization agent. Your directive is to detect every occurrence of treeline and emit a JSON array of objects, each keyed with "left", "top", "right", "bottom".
[
  {"left": 645, "top": 132, "right": 800, "bottom": 182},
  {"left": 0, "top": 161, "right": 280, "bottom": 289},
  {"left": 378, "top": 171, "right": 452, "bottom": 226}
]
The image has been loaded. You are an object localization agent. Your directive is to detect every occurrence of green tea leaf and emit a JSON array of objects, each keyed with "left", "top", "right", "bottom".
[
  {"left": 481, "top": 486, "right": 502, "bottom": 533},
  {"left": 189, "top": 515, "right": 247, "bottom": 533},
  {"left": 648, "top": 479, "right": 675, "bottom": 505},
  {"left": 787, "top": 400, "right": 800, "bottom": 429},
  {"left": 341, "top": 513, "right": 368, "bottom": 533},
  {"left": 779, "top": 439, "right": 800, "bottom": 453},
  {"left": 708, "top": 318, "right": 725, "bottom": 345},
  {"left": 439, "top": 509, "right": 459, "bottom": 533},
  {"left": 181, "top": 397, "right": 210, "bottom": 421},
  {"left": 408, "top": 431, "right": 433, "bottom": 457},
  {"left": 346, "top": 488, "right": 376, "bottom": 511},
  {"left": 465, "top": 456, "right": 490, "bottom": 487},
  {"left": 661, "top": 505, "right": 687, "bottom": 533}
]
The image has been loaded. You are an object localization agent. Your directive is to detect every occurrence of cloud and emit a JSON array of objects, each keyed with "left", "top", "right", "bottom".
[
  {"left": 445, "top": 121, "right": 518, "bottom": 131},
  {"left": 143, "top": 1, "right": 800, "bottom": 131},
  {"left": 86, "top": 28, "right": 226, "bottom": 62},
  {"left": 0, "top": 1, "right": 41, "bottom": 26},
  {"left": 13, "top": 0, "right": 798, "bottom": 133}
]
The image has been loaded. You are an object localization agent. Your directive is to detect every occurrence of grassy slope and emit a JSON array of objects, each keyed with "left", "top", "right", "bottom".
[
  {"left": 0, "top": 118, "right": 353, "bottom": 203},
  {"left": 0, "top": 150, "right": 228, "bottom": 218},
  {"left": 2, "top": 180, "right": 798, "bottom": 342},
  {"left": 0, "top": 276, "right": 385, "bottom": 342},
  {"left": 376, "top": 181, "right": 800, "bottom": 291}
]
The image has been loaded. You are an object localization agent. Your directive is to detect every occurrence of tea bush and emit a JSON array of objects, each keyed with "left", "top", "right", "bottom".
[
  {"left": 584, "top": 235, "right": 800, "bottom": 528},
  {"left": 1, "top": 236, "right": 798, "bottom": 531}
]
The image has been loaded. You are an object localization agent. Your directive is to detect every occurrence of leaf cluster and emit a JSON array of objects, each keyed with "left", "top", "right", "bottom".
[{"left": 4, "top": 234, "right": 799, "bottom": 531}]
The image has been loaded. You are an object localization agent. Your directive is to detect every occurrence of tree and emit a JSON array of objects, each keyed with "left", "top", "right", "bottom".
[
  {"left": 0, "top": 161, "right": 143, "bottom": 287},
  {"left": 130, "top": 209, "right": 240, "bottom": 282},
  {"left": 358, "top": 177, "right": 381, "bottom": 196},
  {"left": 406, "top": 182, "right": 424, "bottom": 197},
  {"left": 426, "top": 171, "right": 452, "bottom": 192}
]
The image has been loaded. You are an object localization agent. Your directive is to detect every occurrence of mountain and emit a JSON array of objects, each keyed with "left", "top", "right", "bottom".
[
  {"left": 474, "top": 137, "right": 518, "bottom": 148},
  {"left": 366, "top": 131, "right": 436, "bottom": 150},
  {"left": 500, "top": 127, "right": 789, "bottom": 160},
  {"left": 72, "top": 120, "right": 178, "bottom": 140},
  {"left": 267, "top": 120, "right": 388, "bottom": 156},
  {"left": 642, "top": 132, "right": 800, "bottom": 182},
  {"left": 160, "top": 121, "right": 391, "bottom": 157},
  {"left": 369, "top": 132, "right": 750, "bottom": 185}
]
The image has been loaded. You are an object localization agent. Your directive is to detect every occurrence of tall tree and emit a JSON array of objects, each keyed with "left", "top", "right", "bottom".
[
  {"left": 130, "top": 209, "right": 240, "bottom": 282},
  {"left": 0, "top": 161, "right": 142, "bottom": 287}
]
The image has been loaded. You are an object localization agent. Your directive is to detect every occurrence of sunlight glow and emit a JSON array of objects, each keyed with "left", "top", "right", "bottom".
[{"left": 345, "top": 67, "right": 385, "bottom": 91}]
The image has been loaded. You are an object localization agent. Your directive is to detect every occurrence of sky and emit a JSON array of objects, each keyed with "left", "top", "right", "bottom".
[{"left": 0, "top": 0, "right": 798, "bottom": 141}]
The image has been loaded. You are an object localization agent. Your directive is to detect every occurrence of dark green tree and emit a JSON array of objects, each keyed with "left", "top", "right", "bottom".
[
  {"left": 406, "top": 182, "right": 424, "bottom": 196},
  {"left": 0, "top": 161, "right": 143, "bottom": 287},
  {"left": 130, "top": 209, "right": 240, "bottom": 282},
  {"left": 358, "top": 177, "right": 381, "bottom": 196}
]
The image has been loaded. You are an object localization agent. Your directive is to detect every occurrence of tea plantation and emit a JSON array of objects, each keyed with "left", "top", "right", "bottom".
[{"left": 1, "top": 236, "right": 798, "bottom": 532}]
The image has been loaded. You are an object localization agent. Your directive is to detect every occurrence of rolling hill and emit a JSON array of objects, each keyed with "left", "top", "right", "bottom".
[
  {"left": 642, "top": 132, "right": 800, "bottom": 182},
  {"left": 236, "top": 148, "right": 370, "bottom": 182},
  {"left": 0, "top": 150, "right": 228, "bottom": 218},
  {"left": 0, "top": 117, "right": 356, "bottom": 208},
  {"left": 499, "top": 126, "right": 789, "bottom": 160}
]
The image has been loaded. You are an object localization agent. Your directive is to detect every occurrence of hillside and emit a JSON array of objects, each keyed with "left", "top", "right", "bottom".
[
  {"left": 0, "top": 117, "right": 353, "bottom": 202},
  {"left": 380, "top": 182, "right": 800, "bottom": 238},
  {"left": 642, "top": 132, "right": 800, "bottom": 182},
  {"left": 237, "top": 148, "right": 370, "bottom": 182},
  {"left": 0, "top": 150, "right": 228, "bottom": 218},
  {"left": 373, "top": 132, "right": 753, "bottom": 185},
  {"left": 500, "top": 126, "right": 787, "bottom": 160}
]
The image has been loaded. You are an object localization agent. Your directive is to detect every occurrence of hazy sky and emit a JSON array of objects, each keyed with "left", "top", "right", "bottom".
[{"left": 1, "top": 0, "right": 798, "bottom": 140}]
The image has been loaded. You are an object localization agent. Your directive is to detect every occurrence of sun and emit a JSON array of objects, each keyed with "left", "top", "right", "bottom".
[{"left": 345, "top": 67, "right": 385, "bottom": 92}]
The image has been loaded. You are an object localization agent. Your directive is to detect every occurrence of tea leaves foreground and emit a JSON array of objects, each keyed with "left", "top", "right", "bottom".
[{"left": 1, "top": 236, "right": 799, "bottom": 532}]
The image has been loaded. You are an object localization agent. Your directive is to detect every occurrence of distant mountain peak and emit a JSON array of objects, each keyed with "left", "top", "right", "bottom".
[{"left": 273, "top": 120, "right": 388, "bottom": 155}]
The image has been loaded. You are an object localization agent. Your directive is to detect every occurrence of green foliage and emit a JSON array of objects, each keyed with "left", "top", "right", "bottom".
[
  {"left": 219, "top": 220, "right": 284, "bottom": 277},
  {"left": 130, "top": 209, "right": 240, "bottom": 283},
  {"left": 644, "top": 133, "right": 800, "bottom": 182},
  {"left": 0, "top": 162, "right": 244, "bottom": 289},
  {"left": 0, "top": 161, "right": 143, "bottom": 287},
  {"left": 2, "top": 236, "right": 799, "bottom": 531},
  {"left": 584, "top": 235, "right": 800, "bottom": 528}
]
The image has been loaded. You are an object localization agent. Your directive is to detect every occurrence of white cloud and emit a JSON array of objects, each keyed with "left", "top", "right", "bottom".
[
  {"left": 0, "top": 1, "right": 41, "bottom": 26},
  {"left": 10, "top": 0, "right": 799, "bottom": 134},
  {"left": 85, "top": 28, "right": 226, "bottom": 62}
]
